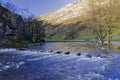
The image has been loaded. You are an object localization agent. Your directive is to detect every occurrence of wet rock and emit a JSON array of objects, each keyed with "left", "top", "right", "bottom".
[
  {"left": 18, "top": 48, "right": 27, "bottom": 51},
  {"left": 96, "top": 54, "right": 101, "bottom": 57},
  {"left": 98, "top": 54, "right": 107, "bottom": 58},
  {"left": 55, "top": 51, "right": 62, "bottom": 54},
  {"left": 40, "top": 50, "right": 45, "bottom": 52},
  {"left": 76, "top": 52, "right": 81, "bottom": 56},
  {"left": 50, "top": 50, "right": 53, "bottom": 53},
  {"left": 86, "top": 54, "right": 92, "bottom": 58},
  {"left": 0, "top": 5, "right": 28, "bottom": 44},
  {"left": 0, "top": 5, "right": 46, "bottom": 45},
  {"left": 64, "top": 52, "right": 70, "bottom": 55}
]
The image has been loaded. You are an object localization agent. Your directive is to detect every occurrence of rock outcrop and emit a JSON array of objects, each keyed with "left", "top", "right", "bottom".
[
  {"left": 0, "top": 5, "right": 45, "bottom": 45},
  {"left": 26, "top": 19, "right": 45, "bottom": 43},
  {"left": 0, "top": 5, "right": 28, "bottom": 43}
]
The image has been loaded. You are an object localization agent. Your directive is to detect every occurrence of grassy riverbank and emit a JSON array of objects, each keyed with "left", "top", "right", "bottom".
[
  {"left": 112, "top": 39, "right": 120, "bottom": 42},
  {"left": 47, "top": 40, "right": 85, "bottom": 42},
  {"left": 0, "top": 41, "right": 44, "bottom": 48}
]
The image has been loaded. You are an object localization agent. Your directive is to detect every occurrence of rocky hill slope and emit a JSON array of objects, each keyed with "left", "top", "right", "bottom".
[
  {"left": 39, "top": 0, "right": 88, "bottom": 24},
  {"left": 0, "top": 5, "right": 45, "bottom": 47},
  {"left": 0, "top": 5, "right": 27, "bottom": 43},
  {"left": 34, "top": 0, "right": 93, "bottom": 41},
  {"left": 34, "top": 0, "right": 120, "bottom": 41}
]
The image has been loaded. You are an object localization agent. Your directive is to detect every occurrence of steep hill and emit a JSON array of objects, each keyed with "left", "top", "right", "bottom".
[
  {"left": 0, "top": 5, "right": 45, "bottom": 47},
  {"left": 34, "top": 0, "right": 94, "bottom": 41},
  {"left": 37, "top": 0, "right": 88, "bottom": 24},
  {"left": 0, "top": 5, "right": 28, "bottom": 43},
  {"left": 34, "top": 0, "right": 120, "bottom": 41}
]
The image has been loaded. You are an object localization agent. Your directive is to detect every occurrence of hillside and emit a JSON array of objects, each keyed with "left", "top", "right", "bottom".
[
  {"left": 33, "top": 0, "right": 94, "bottom": 41},
  {"left": 0, "top": 5, "right": 45, "bottom": 47},
  {"left": 37, "top": 0, "right": 88, "bottom": 24},
  {"left": 0, "top": 5, "right": 27, "bottom": 43},
  {"left": 33, "top": 0, "right": 120, "bottom": 41}
]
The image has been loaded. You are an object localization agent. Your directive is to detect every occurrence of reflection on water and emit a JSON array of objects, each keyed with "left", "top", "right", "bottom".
[
  {"left": 30, "top": 42, "right": 120, "bottom": 54},
  {"left": 30, "top": 42, "right": 96, "bottom": 52}
]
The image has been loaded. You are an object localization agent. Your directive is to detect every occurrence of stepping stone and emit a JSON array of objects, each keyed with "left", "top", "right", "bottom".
[
  {"left": 96, "top": 54, "right": 101, "bottom": 57},
  {"left": 55, "top": 51, "right": 62, "bottom": 54},
  {"left": 86, "top": 54, "right": 92, "bottom": 58},
  {"left": 18, "top": 48, "right": 27, "bottom": 51},
  {"left": 99, "top": 54, "right": 107, "bottom": 58},
  {"left": 76, "top": 52, "right": 81, "bottom": 56},
  {"left": 50, "top": 50, "right": 53, "bottom": 53},
  {"left": 64, "top": 52, "right": 70, "bottom": 55}
]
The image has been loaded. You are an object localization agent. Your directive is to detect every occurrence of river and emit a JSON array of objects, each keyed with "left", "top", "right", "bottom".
[{"left": 0, "top": 42, "right": 120, "bottom": 80}]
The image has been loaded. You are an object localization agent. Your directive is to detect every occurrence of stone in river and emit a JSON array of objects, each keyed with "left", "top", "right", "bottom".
[
  {"left": 55, "top": 51, "right": 62, "bottom": 54},
  {"left": 86, "top": 54, "right": 92, "bottom": 58},
  {"left": 64, "top": 52, "right": 70, "bottom": 55},
  {"left": 99, "top": 54, "right": 107, "bottom": 58},
  {"left": 96, "top": 54, "right": 101, "bottom": 57},
  {"left": 76, "top": 52, "right": 81, "bottom": 56},
  {"left": 50, "top": 50, "right": 53, "bottom": 53},
  {"left": 18, "top": 48, "right": 27, "bottom": 51}
]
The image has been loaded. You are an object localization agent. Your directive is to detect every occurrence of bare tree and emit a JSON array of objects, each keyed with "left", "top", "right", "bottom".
[
  {"left": 85, "top": 0, "right": 120, "bottom": 48},
  {"left": 86, "top": 0, "right": 105, "bottom": 46}
]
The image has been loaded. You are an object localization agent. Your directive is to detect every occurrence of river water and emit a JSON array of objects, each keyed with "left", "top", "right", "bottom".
[{"left": 0, "top": 42, "right": 120, "bottom": 80}]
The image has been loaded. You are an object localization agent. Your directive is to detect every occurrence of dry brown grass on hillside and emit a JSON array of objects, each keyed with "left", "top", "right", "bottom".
[{"left": 62, "top": 16, "right": 86, "bottom": 25}]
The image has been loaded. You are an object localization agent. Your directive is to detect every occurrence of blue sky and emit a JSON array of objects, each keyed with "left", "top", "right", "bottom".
[{"left": 10, "top": 0, "right": 76, "bottom": 17}]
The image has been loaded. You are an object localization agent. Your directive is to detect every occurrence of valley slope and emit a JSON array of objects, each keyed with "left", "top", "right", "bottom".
[
  {"left": 0, "top": 5, "right": 45, "bottom": 47},
  {"left": 33, "top": 0, "right": 94, "bottom": 41},
  {"left": 32, "top": 0, "right": 120, "bottom": 41}
]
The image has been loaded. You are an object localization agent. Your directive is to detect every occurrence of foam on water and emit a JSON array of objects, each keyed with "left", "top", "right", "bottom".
[
  {"left": 0, "top": 61, "right": 25, "bottom": 71},
  {"left": 0, "top": 48, "right": 17, "bottom": 53}
]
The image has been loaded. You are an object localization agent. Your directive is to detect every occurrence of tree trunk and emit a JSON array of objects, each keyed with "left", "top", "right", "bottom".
[
  {"left": 107, "top": 26, "right": 111, "bottom": 48},
  {"left": 100, "top": 39, "right": 104, "bottom": 46}
]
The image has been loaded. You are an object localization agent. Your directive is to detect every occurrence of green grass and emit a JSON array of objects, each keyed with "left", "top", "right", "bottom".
[
  {"left": 27, "top": 42, "right": 44, "bottom": 46},
  {"left": 0, "top": 40, "right": 44, "bottom": 48},
  {"left": 47, "top": 40, "right": 85, "bottom": 42},
  {"left": 46, "top": 35, "right": 96, "bottom": 42},
  {"left": 112, "top": 31, "right": 120, "bottom": 36},
  {"left": 74, "top": 35, "right": 96, "bottom": 40},
  {"left": 0, "top": 40, "right": 31, "bottom": 48},
  {"left": 112, "top": 39, "right": 120, "bottom": 42}
]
